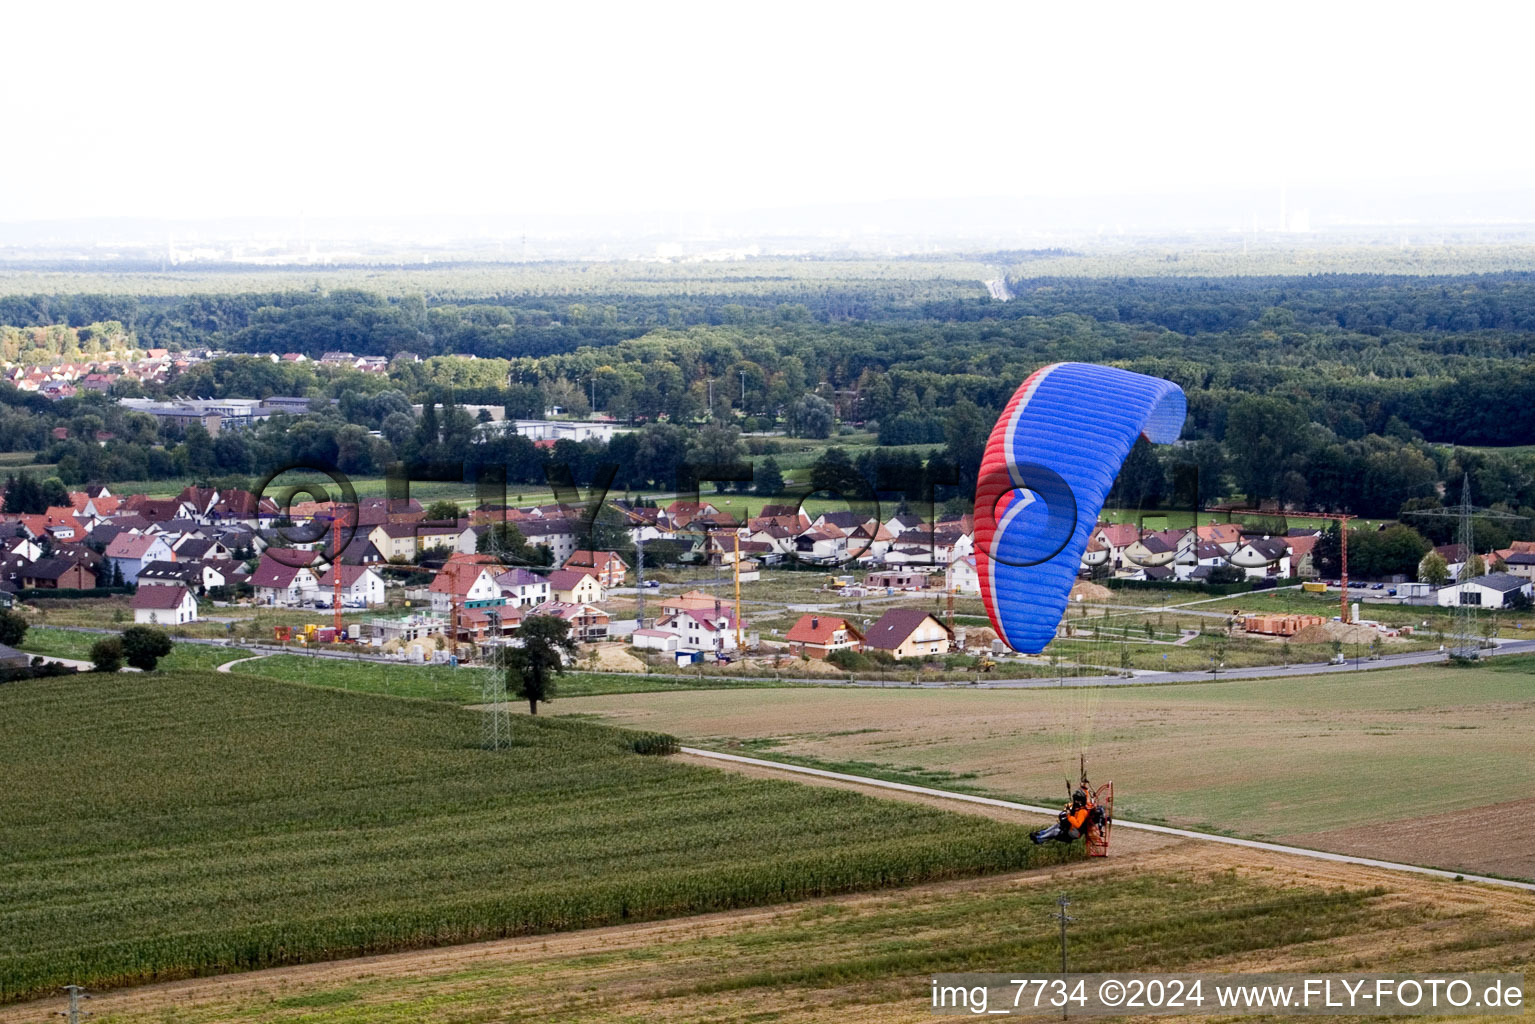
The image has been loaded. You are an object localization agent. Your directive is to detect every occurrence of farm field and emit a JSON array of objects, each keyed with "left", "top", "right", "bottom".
[
  {"left": 548, "top": 655, "right": 1535, "bottom": 880},
  {"left": 0, "top": 670, "right": 1076, "bottom": 1004},
  {"left": 227, "top": 653, "right": 799, "bottom": 702},
  {"left": 8, "top": 839, "right": 1531, "bottom": 1024}
]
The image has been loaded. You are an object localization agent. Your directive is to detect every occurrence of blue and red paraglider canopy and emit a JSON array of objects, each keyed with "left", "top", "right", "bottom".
[{"left": 975, "top": 362, "right": 1186, "bottom": 654}]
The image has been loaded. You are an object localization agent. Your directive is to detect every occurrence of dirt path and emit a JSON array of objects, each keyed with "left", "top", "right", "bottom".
[{"left": 216, "top": 653, "right": 272, "bottom": 673}]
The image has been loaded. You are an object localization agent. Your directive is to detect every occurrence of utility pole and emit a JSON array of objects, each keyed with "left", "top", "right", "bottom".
[
  {"left": 590, "top": 375, "right": 596, "bottom": 414},
  {"left": 446, "top": 562, "right": 460, "bottom": 660},
  {"left": 58, "top": 985, "right": 90, "bottom": 1024},
  {"left": 332, "top": 514, "right": 343, "bottom": 635},
  {"left": 739, "top": 370, "right": 746, "bottom": 407},
  {"left": 634, "top": 530, "right": 646, "bottom": 631},
  {"left": 707, "top": 378, "right": 714, "bottom": 420},
  {"left": 734, "top": 532, "right": 743, "bottom": 653},
  {"left": 1055, "top": 895, "right": 1073, "bottom": 1020}
]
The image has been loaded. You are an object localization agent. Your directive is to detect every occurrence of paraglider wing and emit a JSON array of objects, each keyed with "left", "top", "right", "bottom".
[{"left": 975, "top": 363, "right": 1186, "bottom": 654}]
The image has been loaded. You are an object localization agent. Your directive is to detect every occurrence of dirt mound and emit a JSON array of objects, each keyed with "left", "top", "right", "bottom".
[
  {"left": 1069, "top": 581, "right": 1113, "bottom": 603},
  {"left": 959, "top": 626, "right": 998, "bottom": 651},
  {"left": 754, "top": 655, "right": 847, "bottom": 676},
  {"left": 588, "top": 644, "right": 646, "bottom": 672},
  {"left": 1287, "top": 621, "right": 1400, "bottom": 645}
]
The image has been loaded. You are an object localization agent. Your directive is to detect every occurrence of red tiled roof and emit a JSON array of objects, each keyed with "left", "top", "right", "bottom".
[{"left": 785, "top": 614, "right": 861, "bottom": 646}]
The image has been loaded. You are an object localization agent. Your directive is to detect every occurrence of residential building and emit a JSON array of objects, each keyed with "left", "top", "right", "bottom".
[
  {"left": 655, "top": 605, "right": 740, "bottom": 654},
  {"left": 563, "top": 550, "right": 628, "bottom": 587},
  {"left": 496, "top": 567, "right": 551, "bottom": 607},
  {"left": 784, "top": 614, "right": 863, "bottom": 659},
  {"left": 19, "top": 556, "right": 97, "bottom": 589},
  {"left": 250, "top": 555, "right": 320, "bottom": 606},
  {"left": 369, "top": 522, "right": 423, "bottom": 561},
  {"left": 1229, "top": 537, "right": 1292, "bottom": 579},
  {"left": 429, "top": 566, "right": 506, "bottom": 614},
  {"left": 866, "top": 569, "right": 928, "bottom": 591},
  {"left": 529, "top": 600, "right": 610, "bottom": 642},
  {"left": 946, "top": 554, "right": 979, "bottom": 595},
  {"left": 314, "top": 564, "right": 387, "bottom": 607},
  {"left": 132, "top": 584, "right": 199, "bottom": 625},
  {"left": 863, "top": 608, "right": 952, "bottom": 660},
  {"left": 546, "top": 568, "right": 604, "bottom": 605}
]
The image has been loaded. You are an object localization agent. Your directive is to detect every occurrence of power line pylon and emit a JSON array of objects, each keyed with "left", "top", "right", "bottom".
[
  {"left": 481, "top": 658, "right": 509, "bottom": 751},
  {"left": 1404, "top": 475, "right": 1528, "bottom": 660}
]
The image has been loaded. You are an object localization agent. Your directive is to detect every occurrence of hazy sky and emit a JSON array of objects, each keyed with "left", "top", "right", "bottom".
[{"left": 3, "top": 1, "right": 1531, "bottom": 222}]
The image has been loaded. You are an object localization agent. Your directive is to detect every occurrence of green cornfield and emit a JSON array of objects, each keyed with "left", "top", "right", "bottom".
[{"left": 0, "top": 672, "right": 1078, "bottom": 1004}]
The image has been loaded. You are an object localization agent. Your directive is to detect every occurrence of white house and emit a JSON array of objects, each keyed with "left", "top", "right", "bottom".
[
  {"left": 520, "top": 520, "right": 580, "bottom": 563},
  {"left": 250, "top": 557, "right": 320, "bottom": 606},
  {"left": 794, "top": 527, "right": 848, "bottom": 564},
  {"left": 496, "top": 567, "right": 551, "bottom": 607},
  {"left": 655, "top": 606, "right": 741, "bottom": 654},
  {"left": 1434, "top": 573, "right": 1532, "bottom": 610},
  {"left": 429, "top": 566, "right": 505, "bottom": 613},
  {"left": 314, "top": 564, "right": 387, "bottom": 607},
  {"left": 131, "top": 583, "right": 198, "bottom": 625},
  {"left": 1228, "top": 537, "right": 1292, "bottom": 579},
  {"left": 945, "top": 553, "right": 980, "bottom": 594}
]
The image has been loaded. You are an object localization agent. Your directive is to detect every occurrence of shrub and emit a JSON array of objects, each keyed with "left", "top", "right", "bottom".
[
  {"left": 627, "top": 731, "right": 680, "bottom": 756},
  {"left": 89, "top": 637, "right": 123, "bottom": 673},
  {"left": 120, "top": 626, "right": 174, "bottom": 672},
  {"left": 0, "top": 609, "right": 27, "bottom": 647},
  {"left": 827, "top": 648, "right": 867, "bottom": 671}
]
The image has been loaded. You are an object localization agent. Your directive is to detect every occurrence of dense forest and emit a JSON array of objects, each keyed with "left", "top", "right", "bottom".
[{"left": 1, "top": 263, "right": 1532, "bottom": 531}]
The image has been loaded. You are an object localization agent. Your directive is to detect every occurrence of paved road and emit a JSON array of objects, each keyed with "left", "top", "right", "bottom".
[
  {"left": 683, "top": 747, "right": 1535, "bottom": 892},
  {"left": 36, "top": 625, "right": 1535, "bottom": 689}
]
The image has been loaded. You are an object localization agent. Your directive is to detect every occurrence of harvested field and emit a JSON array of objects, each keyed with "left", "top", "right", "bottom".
[
  {"left": 550, "top": 657, "right": 1535, "bottom": 876},
  {"left": 1290, "top": 796, "right": 1535, "bottom": 881}
]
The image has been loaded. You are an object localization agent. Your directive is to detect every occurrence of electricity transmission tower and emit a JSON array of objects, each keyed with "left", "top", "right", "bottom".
[
  {"left": 481, "top": 658, "right": 510, "bottom": 750},
  {"left": 1405, "top": 475, "right": 1527, "bottom": 660}
]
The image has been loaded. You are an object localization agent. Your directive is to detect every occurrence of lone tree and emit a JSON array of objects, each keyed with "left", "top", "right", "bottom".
[
  {"left": 0, "top": 609, "right": 27, "bottom": 648},
  {"left": 120, "top": 626, "right": 174, "bottom": 672},
  {"left": 90, "top": 636, "right": 124, "bottom": 673},
  {"left": 499, "top": 614, "right": 578, "bottom": 715}
]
